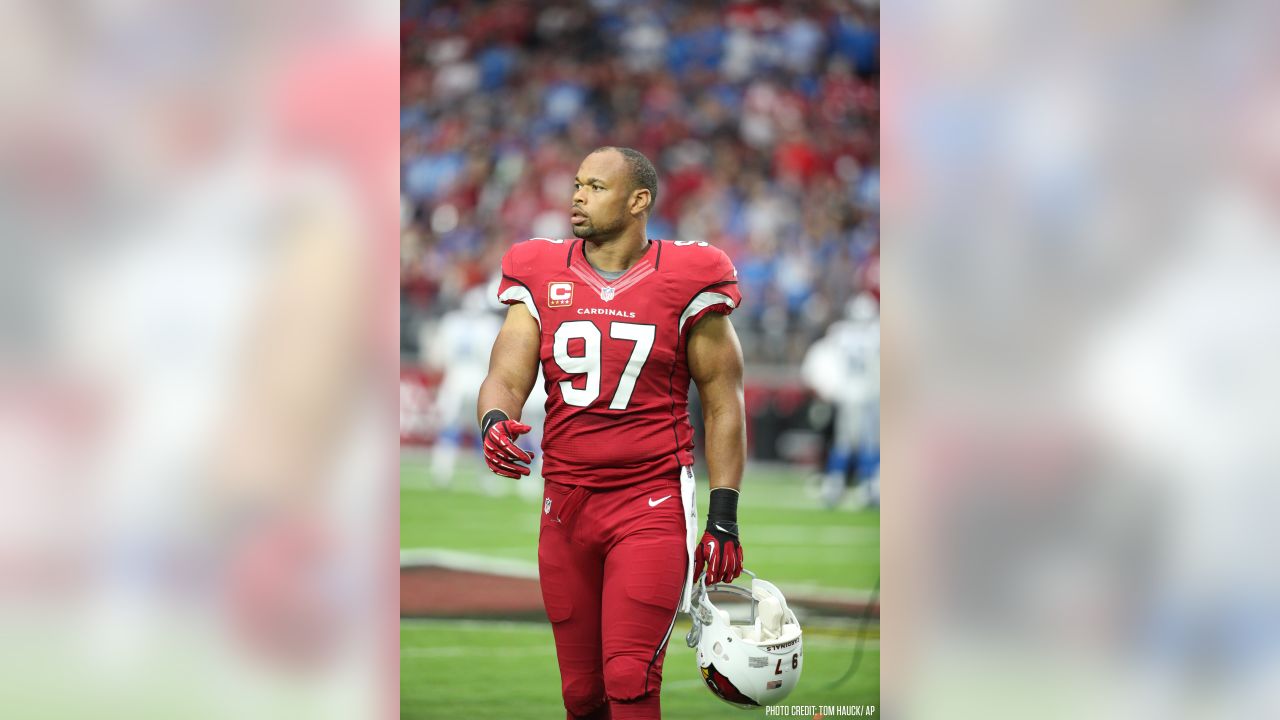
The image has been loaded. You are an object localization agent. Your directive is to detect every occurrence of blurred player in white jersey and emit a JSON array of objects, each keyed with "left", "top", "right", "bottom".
[
  {"left": 425, "top": 281, "right": 547, "bottom": 493},
  {"left": 802, "top": 292, "right": 880, "bottom": 509},
  {"left": 425, "top": 284, "right": 503, "bottom": 488}
]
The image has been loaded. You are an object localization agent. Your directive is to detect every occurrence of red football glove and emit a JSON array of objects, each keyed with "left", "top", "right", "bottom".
[
  {"left": 481, "top": 411, "right": 533, "bottom": 479},
  {"left": 695, "top": 526, "right": 743, "bottom": 585},
  {"left": 694, "top": 488, "right": 743, "bottom": 584}
]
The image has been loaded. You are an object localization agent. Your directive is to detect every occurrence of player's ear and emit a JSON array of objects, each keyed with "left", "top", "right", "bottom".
[{"left": 630, "top": 188, "right": 652, "bottom": 217}]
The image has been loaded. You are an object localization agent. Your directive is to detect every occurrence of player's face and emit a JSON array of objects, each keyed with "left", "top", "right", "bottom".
[{"left": 571, "top": 151, "right": 634, "bottom": 240}]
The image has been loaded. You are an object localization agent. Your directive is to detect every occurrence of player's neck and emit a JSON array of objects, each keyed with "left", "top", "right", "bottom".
[{"left": 583, "top": 232, "right": 650, "bottom": 273}]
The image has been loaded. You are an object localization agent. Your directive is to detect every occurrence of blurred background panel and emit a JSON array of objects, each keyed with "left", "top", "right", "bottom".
[
  {"left": 0, "top": 0, "right": 399, "bottom": 718},
  {"left": 883, "top": 0, "right": 1280, "bottom": 718},
  {"left": 399, "top": 0, "right": 881, "bottom": 717}
]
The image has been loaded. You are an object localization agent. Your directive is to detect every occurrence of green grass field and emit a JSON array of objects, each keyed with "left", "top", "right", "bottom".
[{"left": 401, "top": 454, "right": 879, "bottom": 718}]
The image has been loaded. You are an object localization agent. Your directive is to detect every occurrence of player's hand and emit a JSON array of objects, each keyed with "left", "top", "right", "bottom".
[
  {"left": 695, "top": 524, "right": 743, "bottom": 585},
  {"left": 482, "top": 417, "right": 534, "bottom": 478},
  {"left": 694, "top": 487, "right": 743, "bottom": 584}
]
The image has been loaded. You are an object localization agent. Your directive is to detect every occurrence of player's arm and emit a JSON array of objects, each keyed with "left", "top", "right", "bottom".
[
  {"left": 476, "top": 303, "right": 541, "bottom": 477},
  {"left": 688, "top": 312, "right": 747, "bottom": 583},
  {"left": 689, "top": 313, "right": 746, "bottom": 493}
]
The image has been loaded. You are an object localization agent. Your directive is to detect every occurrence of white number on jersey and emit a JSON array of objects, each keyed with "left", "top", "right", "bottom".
[
  {"left": 552, "top": 321, "right": 601, "bottom": 407},
  {"left": 552, "top": 321, "right": 657, "bottom": 410},
  {"left": 607, "top": 322, "right": 656, "bottom": 409}
]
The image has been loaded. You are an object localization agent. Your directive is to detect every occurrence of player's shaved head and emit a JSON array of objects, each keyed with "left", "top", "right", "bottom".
[{"left": 589, "top": 146, "right": 658, "bottom": 207}]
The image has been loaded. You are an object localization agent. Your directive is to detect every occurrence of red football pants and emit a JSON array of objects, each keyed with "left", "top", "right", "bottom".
[{"left": 539, "top": 469, "right": 696, "bottom": 720}]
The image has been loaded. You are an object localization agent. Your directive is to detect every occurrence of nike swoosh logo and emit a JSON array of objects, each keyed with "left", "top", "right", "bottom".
[
  {"left": 648, "top": 495, "right": 673, "bottom": 508},
  {"left": 714, "top": 524, "right": 731, "bottom": 533}
]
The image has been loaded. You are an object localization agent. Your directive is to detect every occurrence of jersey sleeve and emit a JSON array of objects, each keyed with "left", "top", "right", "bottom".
[
  {"left": 678, "top": 246, "right": 742, "bottom": 338},
  {"left": 496, "top": 241, "right": 541, "bottom": 326}
]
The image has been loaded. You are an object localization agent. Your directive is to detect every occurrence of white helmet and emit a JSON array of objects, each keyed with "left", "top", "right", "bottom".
[
  {"left": 686, "top": 570, "right": 804, "bottom": 708},
  {"left": 845, "top": 291, "right": 879, "bottom": 323}
]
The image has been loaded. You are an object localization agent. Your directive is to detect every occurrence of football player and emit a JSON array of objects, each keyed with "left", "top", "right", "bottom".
[
  {"left": 477, "top": 147, "right": 747, "bottom": 719},
  {"left": 801, "top": 292, "right": 880, "bottom": 508},
  {"left": 424, "top": 286, "right": 503, "bottom": 490}
]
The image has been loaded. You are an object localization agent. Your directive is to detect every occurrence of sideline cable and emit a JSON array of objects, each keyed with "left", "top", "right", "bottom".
[{"left": 821, "top": 576, "right": 880, "bottom": 690}]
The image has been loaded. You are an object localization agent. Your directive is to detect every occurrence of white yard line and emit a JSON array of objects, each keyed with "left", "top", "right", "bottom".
[
  {"left": 744, "top": 525, "right": 880, "bottom": 545},
  {"left": 400, "top": 548, "right": 877, "bottom": 609},
  {"left": 400, "top": 457, "right": 873, "bottom": 512},
  {"left": 401, "top": 645, "right": 556, "bottom": 658},
  {"left": 402, "top": 618, "right": 551, "bottom": 632},
  {"left": 405, "top": 645, "right": 875, "bottom": 663},
  {"left": 400, "top": 548, "right": 539, "bottom": 579}
]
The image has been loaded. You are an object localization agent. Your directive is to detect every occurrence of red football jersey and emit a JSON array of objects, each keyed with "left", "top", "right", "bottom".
[{"left": 497, "top": 238, "right": 741, "bottom": 488}]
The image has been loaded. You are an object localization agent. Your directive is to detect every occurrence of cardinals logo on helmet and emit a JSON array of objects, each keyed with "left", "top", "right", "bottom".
[{"left": 700, "top": 665, "right": 759, "bottom": 707}]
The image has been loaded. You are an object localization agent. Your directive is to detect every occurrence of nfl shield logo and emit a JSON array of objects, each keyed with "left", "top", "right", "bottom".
[
  {"left": 600, "top": 286, "right": 616, "bottom": 302},
  {"left": 544, "top": 498, "right": 552, "bottom": 515}
]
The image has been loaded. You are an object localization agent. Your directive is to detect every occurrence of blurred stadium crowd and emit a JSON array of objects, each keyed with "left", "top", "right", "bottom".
[{"left": 400, "top": 0, "right": 880, "bottom": 366}]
